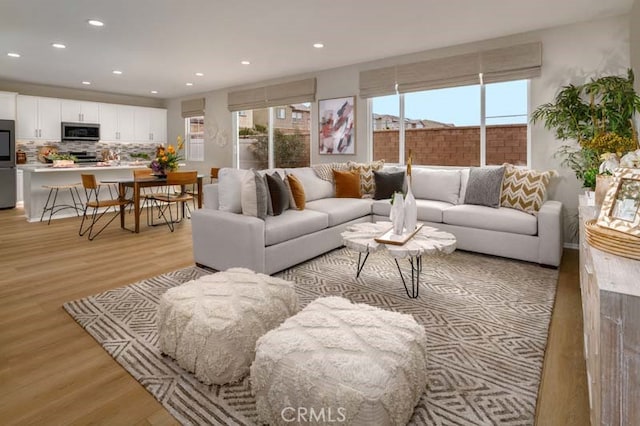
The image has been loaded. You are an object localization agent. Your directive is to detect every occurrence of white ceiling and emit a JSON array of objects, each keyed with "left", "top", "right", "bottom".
[{"left": 0, "top": 0, "right": 633, "bottom": 100}]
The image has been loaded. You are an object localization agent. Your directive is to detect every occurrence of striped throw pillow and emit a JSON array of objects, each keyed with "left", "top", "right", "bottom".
[
  {"left": 347, "top": 160, "right": 385, "bottom": 196},
  {"left": 500, "top": 164, "right": 556, "bottom": 215}
]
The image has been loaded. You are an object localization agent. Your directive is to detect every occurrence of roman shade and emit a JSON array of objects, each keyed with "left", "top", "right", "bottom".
[
  {"left": 359, "top": 42, "right": 542, "bottom": 98},
  {"left": 181, "top": 98, "right": 205, "bottom": 118},
  {"left": 228, "top": 78, "right": 316, "bottom": 112}
]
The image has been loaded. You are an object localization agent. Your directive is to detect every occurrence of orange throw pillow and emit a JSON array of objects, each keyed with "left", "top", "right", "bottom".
[
  {"left": 333, "top": 169, "right": 362, "bottom": 198},
  {"left": 287, "top": 174, "right": 306, "bottom": 210}
]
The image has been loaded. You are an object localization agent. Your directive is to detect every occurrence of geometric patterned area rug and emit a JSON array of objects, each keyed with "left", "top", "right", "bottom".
[{"left": 64, "top": 247, "right": 558, "bottom": 425}]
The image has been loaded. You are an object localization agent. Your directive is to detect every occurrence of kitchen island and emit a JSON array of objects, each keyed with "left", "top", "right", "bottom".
[{"left": 20, "top": 163, "right": 149, "bottom": 222}]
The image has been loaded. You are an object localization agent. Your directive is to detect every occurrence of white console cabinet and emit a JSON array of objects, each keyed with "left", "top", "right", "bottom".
[{"left": 578, "top": 197, "right": 640, "bottom": 426}]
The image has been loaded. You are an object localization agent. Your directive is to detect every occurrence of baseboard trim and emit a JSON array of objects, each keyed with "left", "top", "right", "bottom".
[{"left": 563, "top": 242, "right": 579, "bottom": 250}]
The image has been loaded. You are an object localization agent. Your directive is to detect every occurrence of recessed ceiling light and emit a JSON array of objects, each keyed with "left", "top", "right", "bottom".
[
  {"left": 7, "top": 52, "right": 20, "bottom": 58},
  {"left": 241, "top": 60, "right": 250, "bottom": 65},
  {"left": 150, "top": 90, "right": 158, "bottom": 94},
  {"left": 82, "top": 81, "right": 91, "bottom": 85},
  {"left": 112, "top": 70, "right": 122, "bottom": 75},
  {"left": 313, "top": 43, "right": 324, "bottom": 48},
  {"left": 88, "top": 19, "right": 104, "bottom": 27},
  {"left": 195, "top": 72, "right": 204, "bottom": 77},
  {"left": 186, "top": 82, "right": 194, "bottom": 86},
  {"left": 52, "top": 43, "right": 66, "bottom": 49}
]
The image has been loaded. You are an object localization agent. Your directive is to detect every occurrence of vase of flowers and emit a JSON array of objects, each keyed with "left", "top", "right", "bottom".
[{"left": 150, "top": 143, "right": 182, "bottom": 176}]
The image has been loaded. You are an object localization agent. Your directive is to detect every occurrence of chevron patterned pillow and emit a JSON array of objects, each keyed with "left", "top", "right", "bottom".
[
  {"left": 347, "top": 160, "right": 385, "bottom": 196},
  {"left": 500, "top": 164, "right": 556, "bottom": 214}
]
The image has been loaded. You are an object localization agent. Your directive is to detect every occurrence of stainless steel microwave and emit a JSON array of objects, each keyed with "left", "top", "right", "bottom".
[{"left": 61, "top": 122, "right": 100, "bottom": 141}]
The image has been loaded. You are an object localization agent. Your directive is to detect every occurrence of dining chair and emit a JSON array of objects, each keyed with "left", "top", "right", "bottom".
[
  {"left": 145, "top": 171, "right": 198, "bottom": 232},
  {"left": 78, "top": 174, "right": 133, "bottom": 240}
]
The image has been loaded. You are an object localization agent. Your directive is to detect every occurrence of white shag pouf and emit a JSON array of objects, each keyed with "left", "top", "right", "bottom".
[
  {"left": 157, "top": 267, "right": 299, "bottom": 385},
  {"left": 250, "top": 296, "right": 428, "bottom": 426}
]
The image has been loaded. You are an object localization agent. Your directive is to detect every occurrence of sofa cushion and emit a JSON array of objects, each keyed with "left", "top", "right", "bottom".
[
  {"left": 464, "top": 166, "right": 505, "bottom": 208},
  {"left": 372, "top": 199, "right": 452, "bottom": 223},
  {"left": 306, "top": 198, "right": 373, "bottom": 227},
  {"left": 500, "top": 164, "right": 556, "bottom": 215},
  {"left": 333, "top": 169, "right": 362, "bottom": 198},
  {"left": 241, "top": 170, "right": 269, "bottom": 219},
  {"left": 443, "top": 204, "right": 537, "bottom": 235},
  {"left": 373, "top": 170, "right": 405, "bottom": 200},
  {"left": 286, "top": 167, "right": 334, "bottom": 201},
  {"left": 312, "top": 162, "right": 349, "bottom": 182},
  {"left": 265, "top": 173, "right": 290, "bottom": 215},
  {"left": 287, "top": 174, "right": 306, "bottom": 210},
  {"left": 458, "top": 168, "right": 470, "bottom": 204},
  {"left": 218, "top": 168, "right": 250, "bottom": 213},
  {"left": 347, "top": 160, "right": 385, "bottom": 196},
  {"left": 411, "top": 168, "right": 461, "bottom": 205},
  {"left": 264, "top": 209, "right": 329, "bottom": 246}
]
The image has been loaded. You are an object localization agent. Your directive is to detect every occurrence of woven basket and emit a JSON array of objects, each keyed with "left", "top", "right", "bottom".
[{"left": 585, "top": 219, "right": 640, "bottom": 261}]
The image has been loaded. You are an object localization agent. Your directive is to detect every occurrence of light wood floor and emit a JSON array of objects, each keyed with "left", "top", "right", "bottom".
[{"left": 0, "top": 207, "right": 589, "bottom": 425}]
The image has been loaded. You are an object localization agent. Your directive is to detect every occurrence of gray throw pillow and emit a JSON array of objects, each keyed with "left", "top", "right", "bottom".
[{"left": 464, "top": 166, "right": 505, "bottom": 208}]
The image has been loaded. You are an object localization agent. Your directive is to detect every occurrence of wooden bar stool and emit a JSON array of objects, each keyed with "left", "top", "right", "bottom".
[{"left": 40, "top": 183, "right": 83, "bottom": 225}]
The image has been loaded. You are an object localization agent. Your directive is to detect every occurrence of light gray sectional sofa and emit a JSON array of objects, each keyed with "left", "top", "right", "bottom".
[{"left": 191, "top": 166, "right": 563, "bottom": 275}]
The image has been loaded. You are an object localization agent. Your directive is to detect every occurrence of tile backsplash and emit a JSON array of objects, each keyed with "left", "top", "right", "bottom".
[{"left": 17, "top": 140, "right": 159, "bottom": 163}]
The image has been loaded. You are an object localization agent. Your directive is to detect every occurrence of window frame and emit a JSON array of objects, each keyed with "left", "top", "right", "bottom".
[
  {"left": 276, "top": 107, "right": 286, "bottom": 120},
  {"left": 184, "top": 115, "right": 205, "bottom": 162},
  {"left": 369, "top": 79, "right": 530, "bottom": 167}
]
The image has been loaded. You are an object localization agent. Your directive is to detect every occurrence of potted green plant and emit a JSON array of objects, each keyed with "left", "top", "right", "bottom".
[
  {"left": 532, "top": 69, "right": 640, "bottom": 189},
  {"left": 46, "top": 153, "right": 78, "bottom": 168}
]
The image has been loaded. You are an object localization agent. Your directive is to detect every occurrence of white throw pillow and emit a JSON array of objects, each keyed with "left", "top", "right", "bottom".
[
  {"left": 286, "top": 167, "right": 334, "bottom": 201},
  {"left": 240, "top": 170, "right": 269, "bottom": 219},
  {"left": 458, "top": 168, "right": 470, "bottom": 205},
  {"left": 410, "top": 168, "right": 461, "bottom": 205},
  {"left": 218, "top": 168, "right": 250, "bottom": 213}
]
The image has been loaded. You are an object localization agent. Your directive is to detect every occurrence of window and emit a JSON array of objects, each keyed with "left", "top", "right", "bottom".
[
  {"left": 238, "top": 110, "right": 247, "bottom": 117},
  {"left": 185, "top": 116, "right": 204, "bottom": 161},
  {"left": 372, "top": 94, "right": 400, "bottom": 163},
  {"left": 237, "top": 103, "right": 311, "bottom": 169},
  {"left": 276, "top": 107, "right": 286, "bottom": 120},
  {"left": 292, "top": 111, "right": 303, "bottom": 121},
  {"left": 371, "top": 79, "right": 529, "bottom": 167},
  {"left": 485, "top": 80, "right": 528, "bottom": 166}
]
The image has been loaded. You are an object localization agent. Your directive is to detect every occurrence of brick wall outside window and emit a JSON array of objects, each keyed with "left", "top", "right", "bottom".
[{"left": 373, "top": 124, "right": 527, "bottom": 166}]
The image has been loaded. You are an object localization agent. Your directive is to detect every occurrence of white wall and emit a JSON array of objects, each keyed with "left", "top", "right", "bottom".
[
  {"left": 167, "top": 15, "right": 631, "bottom": 242},
  {"left": 631, "top": 0, "right": 640, "bottom": 94}
]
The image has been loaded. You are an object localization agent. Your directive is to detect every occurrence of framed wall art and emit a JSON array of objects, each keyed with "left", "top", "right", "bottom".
[
  {"left": 318, "top": 96, "right": 355, "bottom": 155},
  {"left": 597, "top": 167, "right": 640, "bottom": 237}
]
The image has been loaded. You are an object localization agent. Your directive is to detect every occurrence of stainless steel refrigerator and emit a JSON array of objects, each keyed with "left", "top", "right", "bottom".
[{"left": 0, "top": 119, "right": 16, "bottom": 209}]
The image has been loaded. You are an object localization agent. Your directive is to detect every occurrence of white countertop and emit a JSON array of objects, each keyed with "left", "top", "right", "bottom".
[{"left": 19, "top": 163, "right": 149, "bottom": 173}]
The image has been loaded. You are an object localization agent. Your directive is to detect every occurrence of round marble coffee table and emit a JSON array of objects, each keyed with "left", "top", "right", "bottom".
[{"left": 341, "top": 221, "right": 456, "bottom": 298}]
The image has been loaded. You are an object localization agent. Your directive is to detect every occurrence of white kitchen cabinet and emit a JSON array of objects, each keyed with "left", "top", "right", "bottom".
[
  {"left": 0, "top": 92, "right": 17, "bottom": 120},
  {"left": 16, "top": 169, "right": 23, "bottom": 204},
  {"left": 133, "top": 107, "right": 151, "bottom": 142},
  {"left": 16, "top": 95, "right": 61, "bottom": 140},
  {"left": 133, "top": 107, "right": 167, "bottom": 143},
  {"left": 60, "top": 100, "right": 100, "bottom": 123},
  {"left": 99, "top": 103, "right": 135, "bottom": 141},
  {"left": 150, "top": 108, "right": 167, "bottom": 143}
]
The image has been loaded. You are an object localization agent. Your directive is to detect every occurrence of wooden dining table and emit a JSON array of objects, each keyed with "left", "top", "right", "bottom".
[{"left": 101, "top": 174, "right": 204, "bottom": 233}]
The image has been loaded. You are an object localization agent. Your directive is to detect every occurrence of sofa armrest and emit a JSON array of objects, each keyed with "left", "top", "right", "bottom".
[
  {"left": 203, "top": 183, "right": 219, "bottom": 210},
  {"left": 537, "top": 200, "right": 563, "bottom": 267},
  {"left": 191, "top": 209, "right": 266, "bottom": 273}
]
